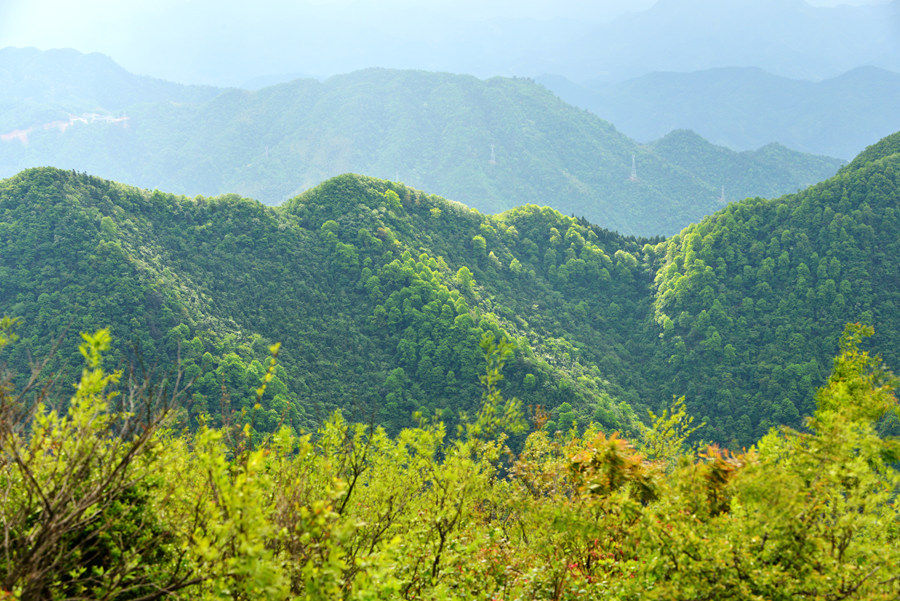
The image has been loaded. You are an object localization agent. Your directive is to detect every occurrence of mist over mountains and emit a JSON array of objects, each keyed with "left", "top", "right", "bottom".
[
  {"left": 0, "top": 48, "right": 845, "bottom": 236},
  {"left": 5, "top": 0, "right": 896, "bottom": 233},
  {"left": 0, "top": 47, "right": 219, "bottom": 131},
  {"left": 0, "top": 0, "right": 894, "bottom": 438},
  {"left": 539, "top": 66, "right": 900, "bottom": 160},
  {"left": 560, "top": 0, "right": 900, "bottom": 83},
  {"left": 3, "top": 130, "right": 900, "bottom": 447},
  {"left": 5, "top": 0, "right": 898, "bottom": 87}
]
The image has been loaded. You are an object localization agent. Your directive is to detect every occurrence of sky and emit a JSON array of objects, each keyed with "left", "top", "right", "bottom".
[
  {"left": 0, "top": 0, "right": 895, "bottom": 86},
  {"left": 0, "top": 0, "right": 646, "bottom": 84}
]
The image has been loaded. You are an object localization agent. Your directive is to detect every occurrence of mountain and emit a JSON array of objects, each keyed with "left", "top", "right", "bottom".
[
  {"left": 0, "top": 47, "right": 219, "bottom": 131},
  {"left": 562, "top": 0, "right": 900, "bottom": 83},
  {"left": 2, "top": 130, "right": 900, "bottom": 447},
  {"left": 0, "top": 166, "right": 657, "bottom": 438},
  {"left": 0, "top": 52, "right": 843, "bottom": 236},
  {"left": 650, "top": 131, "right": 900, "bottom": 443},
  {"left": 648, "top": 129, "right": 842, "bottom": 202},
  {"left": 539, "top": 66, "right": 900, "bottom": 160},
  {"left": 4, "top": 0, "right": 898, "bottom": 87}
]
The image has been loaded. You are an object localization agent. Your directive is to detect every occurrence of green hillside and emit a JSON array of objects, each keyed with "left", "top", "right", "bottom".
[
  {"left": 649, "top": 129, "right": 843, "bottom": 201},
  {"left": 1, "top": 131, "right": 898, "bottom": 446},
  {"left": 0, "top": 47, "right": 218, "bottom": 131},
  {"left": 0, "top": 167, "right": 656, "bottom": 438},
  {"left": 0, "top": 54, "right": 843, "bottom": 235},
  {"left": 651, "top": 134, "right": 900, "bottom": 444}
]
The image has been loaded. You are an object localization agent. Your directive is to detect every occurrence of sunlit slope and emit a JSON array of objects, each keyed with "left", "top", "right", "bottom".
[{"left": 0, "top": 167, "right": 655, "bottom": 435}]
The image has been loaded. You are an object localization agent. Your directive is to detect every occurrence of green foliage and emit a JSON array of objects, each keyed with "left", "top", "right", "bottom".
[
  {"left": 0, "top": 324, "right": 898, "bottom": 600},
  {"left": 0, "top": 167, "right": 652, "bottom": 438},
  {"left": 651, "top": 143, "right": 900, "bottom": 445},
  {"left": 637, "top": 323, "right": 900, "bottom": 600},
  {"left": 639, "top": 396, "right": 704, "bottom": 462},
  {"left": 461, "top": 333, "right": 525, "bottom": 443},
  {"left": 0, "top": 329, "right": 198, "bottom": 600},
  {"left": 0, "top": 316, "right": 18, "bottom": 350}
]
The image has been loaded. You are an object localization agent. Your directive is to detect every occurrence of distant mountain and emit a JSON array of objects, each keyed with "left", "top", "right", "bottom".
[
  {"left": 649, "top": 130, "right": 847, "bottom": 200},
  {"left": 0, "top": 47, "right": 219, "bottom": 131},
  {"left": 539, "top": 66, "right": 900, "bottom": 160},
  {"left": 1, "top": 130, "right": 899, "bottom": 446},
  {"left": 561, "top": 0, "right": 900, "bottom": 83},
  {"left": 5, "top": 0, "right": 897, "bottom": 88},
  {"left": 241, "top": 72, "right": 318, "bottom": 90},
  {"left": 0, "top": 52, "right": 842, "bottom": 235}
]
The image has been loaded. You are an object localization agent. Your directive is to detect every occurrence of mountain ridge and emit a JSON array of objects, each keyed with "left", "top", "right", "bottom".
[
  {"left": 0, "top": 51, "right": 844, "bottom": 236},
  {"left": 539, "top": 65, "right": 900, "bottom": 160},
  {"left": 2, "top": 129, "right": 899, "bottom": 445},
  {"left": 5, "top": 0, "right": 898, "bottom": 86}
]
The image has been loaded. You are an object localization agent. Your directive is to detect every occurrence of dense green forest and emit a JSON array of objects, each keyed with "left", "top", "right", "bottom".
[
  {"left": 0, "top": 166, "right": 652, "bottom": 439},
  {"left": 2, "top": 83, "right": 900, "bottom": 601},
  {"left": 652, "top": 131, "right": 900, "bottom": 444},
  {"left": 1, "top": 130, "right": 900, "bottom": 448},
  {"left": 0, "top": 49, "right": 844, "bottom": 235}
]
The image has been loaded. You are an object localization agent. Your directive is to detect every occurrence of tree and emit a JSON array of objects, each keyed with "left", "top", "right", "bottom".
[
  {"left": 638, "top": 323, "right": 900, "bottom": 600},
  {"left": 455, "top": 266, "right": 475, "bottom": 291},
  {"left": 0, "top": 329, "right": 202, "bottom": 600}
]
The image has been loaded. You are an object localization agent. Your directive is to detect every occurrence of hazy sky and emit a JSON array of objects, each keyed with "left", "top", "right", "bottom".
[
  {"left": 0, "top": 0, "right": 645, "bottom": 83},
  {"left": 0, "top": 0, "right": 894, "bottom": 85},
  {"left": 0, "top": 0, "right": 655, "bottom": 49}
]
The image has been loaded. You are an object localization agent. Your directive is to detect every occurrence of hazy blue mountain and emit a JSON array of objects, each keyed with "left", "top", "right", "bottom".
[
  {"left": 241, "top": 72, "right": 319, "bottom": 90},
  {"left": 648, "top": 130, "right": 844, "bottom": 201},
  {"left": 539, "top": 66, "right": 900, "bottom": 160},
  {"left": 5, "top": 0, "right": 897, "bottom": 88},
  {"left": 0, "top": 47, "right": 219, "bottom": 131},
  {"left": 0, "top": 51, "right": 843, "bottom": 236},
  {"left": 562, "top": 0, "right": 900, "bottom": 83}
]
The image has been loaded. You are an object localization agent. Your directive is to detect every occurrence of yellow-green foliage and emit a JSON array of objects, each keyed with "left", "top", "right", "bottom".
[{"left": 0, "top": 324, "right": 898, "bottom": 600}]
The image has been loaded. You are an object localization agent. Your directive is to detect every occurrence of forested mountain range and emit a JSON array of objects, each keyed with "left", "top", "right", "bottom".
[
  {"left": 539, "top": 66, "right": 900, "bottom": 160},
  {"left": 0, "top": 166, "right": 653, "bottom": 439},
  {"left": 2, "top": 131, "right": 899, "bottom": 447},
  {"left": 5, "top": 1, "right": 900, "bottom": 597},
  {"left": 648, "top": 129, "right": 841, "bottom": 201},
  {"left": 0, "top": 47, "right": 219, "bottom": 131},
  {"left": 0, "top": 49, "right": 843, "bottom": 236},
  {"left": 651, "top": 131, "right": 900, "bottom": 442}
]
